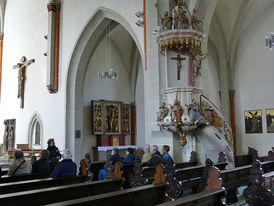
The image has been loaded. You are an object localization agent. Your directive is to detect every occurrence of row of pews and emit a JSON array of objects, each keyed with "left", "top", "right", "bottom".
[{"left": 0, "top": 148, "right": 273, "bottom": 205}]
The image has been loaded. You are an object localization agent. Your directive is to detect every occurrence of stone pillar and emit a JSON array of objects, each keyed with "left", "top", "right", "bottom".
[
  {"left": 229, "top": 90, "right": 236, "bottom": 155},
  {"left": 0, "top": 33, "right": 3, "bottom": 101},
  {"left": 46, "top": 0, "right": 61, "bottom": 93}
]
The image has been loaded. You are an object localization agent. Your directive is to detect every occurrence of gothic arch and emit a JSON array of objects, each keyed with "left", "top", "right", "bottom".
[
  {"left": 65, "top": 7, "right": 144, "bottom": 163},
  {"left": 28, "top": 112, "right": 43, "bottom": 149}
]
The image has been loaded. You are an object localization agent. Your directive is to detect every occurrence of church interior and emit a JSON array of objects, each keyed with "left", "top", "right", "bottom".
[{"left": 0, "top": 0, "right": 273, "bottom": 205}]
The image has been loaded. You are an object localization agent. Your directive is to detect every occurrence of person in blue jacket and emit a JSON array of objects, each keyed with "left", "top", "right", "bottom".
[
  {"left": 124, "top": 148, "right": 135, "bottom": 164},
  {"left": 51, "top": 149, "right": 77, "bottom": 178}
]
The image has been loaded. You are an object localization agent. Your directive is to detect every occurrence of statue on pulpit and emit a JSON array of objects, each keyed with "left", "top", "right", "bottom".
[
  {"left": 157, "top": 102, "right": 169, "bottom": 122},
  {"left": 170, "top": 98, "right": 184, "bottom": 123}
]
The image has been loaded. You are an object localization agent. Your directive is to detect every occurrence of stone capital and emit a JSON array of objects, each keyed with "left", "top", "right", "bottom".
[
  {"left": 229, "top": 90, "right": 235, "bottom": 99},
  {"left": 47, "top": 1, "right": 61, "bottom": 12}
]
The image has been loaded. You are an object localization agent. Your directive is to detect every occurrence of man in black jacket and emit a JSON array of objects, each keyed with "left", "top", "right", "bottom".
[
  {"left": 32, "top": 149, "right": 51, "bottom": 174},
  {"left": 147, "top": 145, "right": 163, "bottom": 167}
]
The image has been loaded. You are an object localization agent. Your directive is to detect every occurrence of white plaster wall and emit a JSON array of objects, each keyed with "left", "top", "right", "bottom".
[
  {"left": 135, "top": 61, "right": 145, "bottom": 147},
  {"left": 234, "top": 5, "right": 274, "bottom": 156},
  {"left": 205, "top": 52, "right": 221, "bottom": 108},
  {"left": 0, "top": 0, "right": 66, "bottom": 150},
  {"left": 0, "top": 0, "right": 144, "bottom": 157},
  {"left": 82, "top": 39, "right": 133, "bottom": 157}
]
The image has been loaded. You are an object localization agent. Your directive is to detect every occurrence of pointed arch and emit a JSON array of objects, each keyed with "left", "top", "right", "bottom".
[
  {"left": 65, "top": 7, "right": 144, "bottom": 163},
  {"left": 28, "top": 112, "right": 43, "bottom": 149}
]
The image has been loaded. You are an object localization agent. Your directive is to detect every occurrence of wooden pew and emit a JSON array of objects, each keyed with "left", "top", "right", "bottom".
[
  {"left": 155, "top": 188, "right": 226, "bottom": 206},
  {"left": 0, "top": 175, "right": 87, "bottom": 194},
  {"left": 44, "top": 184, "right": 167, "bottom": 206},
  {"left": 175, "top": 161, "right": 198, "bottom": 169},
  {"left": 0, "top": 178, "right": 122, "bottom": 206},
  {"left": 234, "top": 154, "right": 252, "bottom": 167},
  {"left": 0, "top": 173, "right": 50, "bottom": 184},
  {"left": 1, "top": 168, "right": 8, "bottom": 176},
  {"left": 89, "top": 160, "right": 106, "bottom": 181},
  {"left": 221, "top": 160, "right": 274, "bottom": 203}
]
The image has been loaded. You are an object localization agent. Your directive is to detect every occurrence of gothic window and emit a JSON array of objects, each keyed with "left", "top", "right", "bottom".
[{"left": 29, "top": 114, "right": 43, "bottom": 149}]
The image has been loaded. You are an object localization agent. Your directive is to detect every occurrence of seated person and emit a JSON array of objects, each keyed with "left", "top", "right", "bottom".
[
  {"left": 50, "top": 149, "right": 77, "bottom": 178},
  {"left": 98, "top": 167, "right": 107, "bottom": 180},
  {"left": 141, "top": 144, "right": 152, "bottom": 164},
  {"left": 79, "top": 153, "right": 92, "bottom": 176},
  {"left": 111, "top": 148, "right": 120, "bottom": 164},
  {"left": 147, "top": 145, "right": 163, "bottom": 167},
  {"left": 32, "top": 149, "right": 51, "bottom": 174},
  {"left": 161, "top": 145, "right": 174, "bottom": 164},
  {"left": 8, "top": 150, "right": 32, "bottom": 176},
  {"left": 124, "top": 148, "right": 135, "bottom": 164}
]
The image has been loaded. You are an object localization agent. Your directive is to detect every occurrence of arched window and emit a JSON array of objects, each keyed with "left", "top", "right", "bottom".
[{"left": 28, "top": 113, "right": 43, "bottom": 149}]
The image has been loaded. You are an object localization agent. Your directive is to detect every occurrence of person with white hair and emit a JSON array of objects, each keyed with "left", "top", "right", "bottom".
[
  {"left": 50, "top": 149, "right": 77, "bottom": 178},
  {"left": 147, "top": 145, "right": 164, "bottom": 167},
  {"left": 141, "top": 144, "right": 152, "bottom": 164}
]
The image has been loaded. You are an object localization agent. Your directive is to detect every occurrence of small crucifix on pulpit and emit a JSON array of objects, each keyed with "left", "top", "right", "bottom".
[
  {"left": 171, "top": 54, "right": 186, "bottom": 80},
  {"left": 13, "top": 56, "right": 35, "bottom": 108}
]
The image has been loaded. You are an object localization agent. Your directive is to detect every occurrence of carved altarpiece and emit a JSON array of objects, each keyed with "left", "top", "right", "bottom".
[
  {"left": 92, "top": 100, "right": 132, "bottom": 146},
  {"left": 3, "top": 119, "right": 16, "bottom": 151}
]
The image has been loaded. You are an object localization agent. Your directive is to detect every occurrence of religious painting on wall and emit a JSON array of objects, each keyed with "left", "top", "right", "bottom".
[
  {"left": 122, "top": 104, "right": 131, "bottom": 134},
  {"left": 105, "top": 103, "right": 120, "bottom": 134},
  {"left": 266, "top": 109, "right": 274, "bottom": 133},
  {"left": 244, "top": 110, "right": 263, "bottom": 134},
  {"left": 92, "top": 101, "right": 103, "bottom": 134}
]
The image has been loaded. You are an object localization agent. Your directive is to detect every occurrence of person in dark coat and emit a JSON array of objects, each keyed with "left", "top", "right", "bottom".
[
  {"left": 47, "top": 138, "right": 61, "bottom": 162},
  {"left": 147, "top": 145, "right": 163, "bottom": 167},
  {"left": 32, "top": 149, "right": 51, "bottom": 174},
  {"left": 51, "top": 149, "right": 77, "bottom": 178},
  {"left": 111, "top": 148, "right": 120, "bottom": 164},
  {"left": 124, "top": 148, "right": 135, "bottom": 164}
]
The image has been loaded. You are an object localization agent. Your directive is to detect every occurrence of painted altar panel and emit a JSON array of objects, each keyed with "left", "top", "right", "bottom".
[
  {"left": 266, "top": 108, "right": 274, "bottom": 133},
  {"left": 105, "top": 102, "right": 121, "bottom": 134},
  {"left": 92, "top": 101, "right": 103, "bottom": 134},
  {"left": 122, "top": 104, "right": 131, "bottom": 134}
]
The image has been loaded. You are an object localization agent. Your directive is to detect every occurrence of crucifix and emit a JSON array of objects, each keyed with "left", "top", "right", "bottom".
[
  {"left": 171, "top": 54, "right": 186, "bottom": 80},
  {"left": 13, "top": 56, "right": 35, "bottom": 108}
]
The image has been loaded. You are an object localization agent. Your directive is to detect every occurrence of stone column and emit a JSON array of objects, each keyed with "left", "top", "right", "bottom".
[
  {"left": 0, "top": 33, "right": 3, "bottom": 101},
  {"left": 229, "top": 90, "right": 236, "bottom": 155},
  {"left": 46, "top": 0, "right": 61, "bottom": 93}
]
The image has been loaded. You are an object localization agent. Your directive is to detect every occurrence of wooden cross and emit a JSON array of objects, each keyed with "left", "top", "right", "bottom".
[
  {"left": 171, "top": 54, "right": 185, "bottom": 80},
  {"left": 13, "top": 56, "right": 35, "bottom": 108}
]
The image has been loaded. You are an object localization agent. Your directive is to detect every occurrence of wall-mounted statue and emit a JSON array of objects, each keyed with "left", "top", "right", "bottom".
[
  {"left": 13, "top": 56, "right": 35, "bottom": 108},
  {"left": 2, "top": 119, "right": 16, "bottom": 151}
]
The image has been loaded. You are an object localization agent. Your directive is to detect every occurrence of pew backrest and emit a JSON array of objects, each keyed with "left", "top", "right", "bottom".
[
  {"left": 155, "top": 188, "right": 226, "bottom": 206},
  {"left": 0, "top": 178, "right": 122, "bottom": 206},
  {"left": 0, "top": 173, "right": 50, "bottom": 184},
  {"left": 44, "top": 184, "right": 167, "bottom": 206},
  {"left": 0, "top": 175, "right": 87, "bottom": 194}
]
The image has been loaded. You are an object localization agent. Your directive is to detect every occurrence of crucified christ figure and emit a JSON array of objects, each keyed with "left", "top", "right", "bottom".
[
  {"left": 13, "top": 56, "right": 35, "bottom": 108},
  {"left": 171, "top": 54, "right": 185, "bottom": 80}
]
